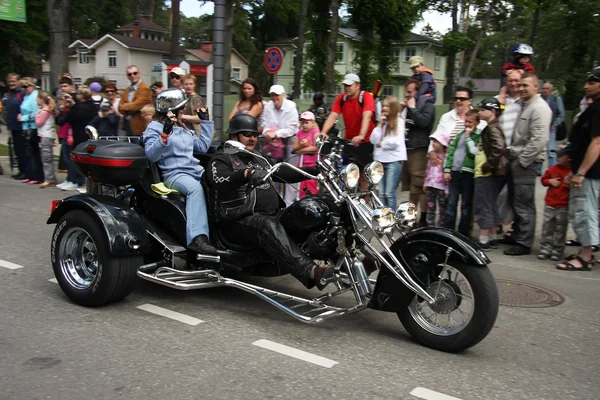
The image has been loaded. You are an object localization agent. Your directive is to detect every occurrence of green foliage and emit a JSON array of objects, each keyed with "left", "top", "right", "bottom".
[
  {"left": 442, "top": 31, "right": 473, "bottom": 54},
  {"left": 420, "top": 23, "right": 443, "bottom": 41}
]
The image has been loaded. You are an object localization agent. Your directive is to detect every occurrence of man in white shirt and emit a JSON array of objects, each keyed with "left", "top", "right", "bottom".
[
  {"left": 261, "top": 85, "right": 300, "bottom": 205},
  {"left": 498, "top": 70, "right": 523, "bottom": 146}
]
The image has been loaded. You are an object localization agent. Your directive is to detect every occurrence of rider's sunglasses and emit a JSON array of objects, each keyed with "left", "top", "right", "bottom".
[{"left": 240, "top": 131, "right": 259, "bottom": 138}]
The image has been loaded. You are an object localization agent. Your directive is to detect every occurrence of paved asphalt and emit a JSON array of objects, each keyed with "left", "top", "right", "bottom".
[{"left": 0, "top": 161, "right": 599, "bottom": 400}]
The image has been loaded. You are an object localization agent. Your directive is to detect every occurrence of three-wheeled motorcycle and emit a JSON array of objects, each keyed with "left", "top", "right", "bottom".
[{"left": 47, "top": 131, "right": 499, "bottom": 353}]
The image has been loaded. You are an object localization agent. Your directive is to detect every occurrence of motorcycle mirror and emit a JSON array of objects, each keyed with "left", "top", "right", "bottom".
[
  {"left": 224, "top": 140, "right": 246, "bottom": 154},
  {"left": 85, "top": 125, "right": 99, "bottom": 140}
]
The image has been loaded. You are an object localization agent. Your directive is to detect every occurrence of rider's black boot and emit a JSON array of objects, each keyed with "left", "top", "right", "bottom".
[
  {"left": 313, "top": 263, "right": 335, "bottom": 290},
  {"left": 188, "top": 234, "right": 219, "bottom": 256}
]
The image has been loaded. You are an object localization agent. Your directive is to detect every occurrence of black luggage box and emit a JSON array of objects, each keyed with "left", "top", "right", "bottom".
[{"left": 72, "top": 140, "right": 148, "bottom": 185}]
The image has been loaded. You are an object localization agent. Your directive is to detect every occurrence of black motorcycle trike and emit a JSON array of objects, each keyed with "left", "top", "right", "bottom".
[{"left": 47, "top": 133, "right": 499, "bottom": 353}]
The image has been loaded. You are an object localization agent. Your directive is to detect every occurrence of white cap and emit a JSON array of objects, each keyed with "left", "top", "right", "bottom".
[
  {"left": 170, "top": 67, "right": 186, "bottom": 76},
  {"left": 342, "top": 73, "right": 360, "bottom": 85},
  {"left": 269, "top": 84, "right": 286, "bottom": 95}
]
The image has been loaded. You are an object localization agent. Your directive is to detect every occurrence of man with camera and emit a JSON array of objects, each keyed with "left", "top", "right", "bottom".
[{"left": 89, "top": 100, "right": 120, "bottom": 137}]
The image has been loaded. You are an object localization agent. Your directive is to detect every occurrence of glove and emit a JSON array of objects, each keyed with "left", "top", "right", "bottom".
[
  {"left": 247, "top": 169, "right": 269, "bottom": 187},
  {"left": 196, "top": 107, "right": 210, "bottom": 121},
  {"left": 162, "top": 117, "right": 174, "bottom": 135}
]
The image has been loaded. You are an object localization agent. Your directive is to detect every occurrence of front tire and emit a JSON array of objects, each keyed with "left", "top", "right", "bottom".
[
  {"left": 397, "top": 262, "right": 499, "bottom": 352},
  {"left": 51, "top": 210, "right": 141, "bottom": 307}
]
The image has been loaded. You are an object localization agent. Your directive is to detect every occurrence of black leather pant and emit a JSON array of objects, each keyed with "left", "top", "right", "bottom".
[{"left": 221, "top": 212, "right": 315, "bottom": 288}]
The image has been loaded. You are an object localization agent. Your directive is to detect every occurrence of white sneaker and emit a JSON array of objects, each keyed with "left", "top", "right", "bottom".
[
  {"left": 60, "top": 182, "right": 79, "bottom": 191},
  {"left": 77, "top": 187, "right": 87, "bottom": 194},
  {"left": 56, "top": 181, "right": 70, "bottom": 189}
]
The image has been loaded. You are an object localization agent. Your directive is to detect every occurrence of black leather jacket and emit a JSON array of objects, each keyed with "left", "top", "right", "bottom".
[{"left": 205, "top": 147, "right": 318, "bottom": 222}]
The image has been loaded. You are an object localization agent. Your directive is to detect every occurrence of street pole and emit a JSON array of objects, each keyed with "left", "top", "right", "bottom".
[{"left": 212, "top": 0, "right": 225, "bottom": 138}]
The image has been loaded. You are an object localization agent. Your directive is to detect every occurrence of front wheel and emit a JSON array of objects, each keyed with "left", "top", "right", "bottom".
[
  {"left": 51, "top": 210, "right": 141, "bottom": 307},
  {"left": 397, "top": 262, "right": 499, "bottom": 352}
]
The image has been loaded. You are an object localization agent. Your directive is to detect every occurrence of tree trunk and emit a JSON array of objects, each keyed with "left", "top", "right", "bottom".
[
  {"left": 464, "top": 4, "right": 494, "bottom": 78},
  {"left": 326, "top": 0, "right": 340, "bottom": 103},
  {"left": 293, "top": 0, "right": 310, "bottom": 99},
  {"left": 170, "top": 0, "right": 181, "bottom": 60},
  {"left": 47, "top": 0, "right": 72, "bottom": 84},
  {"left": 529, "top": 0, "right": 542, "bottom": 46},
  {"left": 222, "top": 0, "right": 234, "bottom": 95},
  {"left": 443, "top": 0, "right": 460, "bottom": 104}
]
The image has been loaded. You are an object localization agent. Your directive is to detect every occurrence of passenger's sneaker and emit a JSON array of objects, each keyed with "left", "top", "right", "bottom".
[
  {"left": 60, "top": 182, "right": 79, "bottom": 191},
  {"left": 537, "top": 253, "right": 550, "bottom": 260}
]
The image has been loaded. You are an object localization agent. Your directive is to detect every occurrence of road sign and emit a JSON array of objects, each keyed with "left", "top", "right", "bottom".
[{"left": 264, "top": 47, "right": 284, "bottom": 74}]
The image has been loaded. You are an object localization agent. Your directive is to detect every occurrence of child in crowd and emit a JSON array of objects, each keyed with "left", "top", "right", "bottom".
[
  {"left": 444, "top": 110, "right": 482, "bottom": 236},
  {"left": 141, "top": 104, "right": 156, "bottom": 130},
  {"left": 408, "top": 56, "right": 437, "bottom": 104},
  {"left": 55, "top": 94, "right": 72, "bottom": 173},
  {"left": 35, "top": 92, "right": 57, "bottom": 188},
  {"left": 538, "top": 148, "right": 571, "bottom": 261},
  {"left": 474, "top": 98, "right": 507, "bottom": 250},
  {"left": 370, "top": 96, "right": 407, "bottom": 209},
  {"left": 498, "top": 43, "right": 535, "bottom": 104},
  {"left": 89, "top": 99, "right": 120, "bottom": 137},
  {"left": 424, "top": 130, "right": 450, "bottom": 227},
  {"left": 293, "top": 111, "right": 320, "bottom": 198}
]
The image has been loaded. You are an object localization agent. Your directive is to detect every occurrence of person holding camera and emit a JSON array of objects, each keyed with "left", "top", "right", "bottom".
[
  {"left": 143, "top": 88, "right": 217, "bottom": 255},
  {"left": 89, "top": 100, "right": 120, "bottom": 137},
  {"left": 17, "top": 77, "right": 43, "bottom": 184}
]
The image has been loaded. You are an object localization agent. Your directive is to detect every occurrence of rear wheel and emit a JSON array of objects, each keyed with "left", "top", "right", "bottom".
[
  {"left": 51, "top": 210, "right": 141, "bottom": 306},
  {"left": 397, "top": 262, "right": 499, "bottom": 352}
]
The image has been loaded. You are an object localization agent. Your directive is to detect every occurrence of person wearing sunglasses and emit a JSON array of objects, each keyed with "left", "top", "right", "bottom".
[
  {"left": 169, "top": 67, "right": 185, "bottom": 89},
  {"left": 143, "top": 88, "right": 218, "bottom": 256},
  {"left": 118, "top": 65, "right": 152, "bottom": 135},
  {"left": 555, "top": 67, "right": 600, "bottom": 271},
  {"left": 206, "top": 114, "right": 335, "bottom": 290}
]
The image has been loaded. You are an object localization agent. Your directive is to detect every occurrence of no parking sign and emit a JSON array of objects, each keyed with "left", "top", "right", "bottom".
[{"left": 264, "top": 47, "right": 284, "bottom": 74}]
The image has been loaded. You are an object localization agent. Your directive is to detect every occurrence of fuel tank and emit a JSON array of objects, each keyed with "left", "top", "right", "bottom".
[{"left": 279, "top": 195, "right": 331, "bottom": 242}]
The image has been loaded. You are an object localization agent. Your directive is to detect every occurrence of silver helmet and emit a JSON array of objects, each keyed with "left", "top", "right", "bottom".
[{"left": 155, "top": 88, "right": 189, "bottom": 113}]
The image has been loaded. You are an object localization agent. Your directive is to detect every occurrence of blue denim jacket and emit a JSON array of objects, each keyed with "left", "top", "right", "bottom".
[
  {"left": 20, "top": 90, "right": 40, "bottom": 130},
  {"left": 143, "top": 120, "right": 212, "bottom": 182}
]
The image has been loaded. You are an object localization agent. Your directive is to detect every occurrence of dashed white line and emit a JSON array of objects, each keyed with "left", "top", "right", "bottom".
[
  {"left": 0, "top": 260, "right": 24, "bottom": 270},
  {"left": 48, "top": 278, "right": 58, "bottom": 283},
  {"left": 136, "top": 303, "right": 204, "bottom": 326},
  {"left": 252, "top": 339, "right": 338, "bottom": 368},
  {"left": 410, "top": 387, "right": 463, "bottom": 400}
]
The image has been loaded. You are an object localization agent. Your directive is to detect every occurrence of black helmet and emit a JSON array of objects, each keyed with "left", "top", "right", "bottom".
[
  {"left": 227, "top": 114, "right": 259, "bottom": 135},
  {"left": 478, "top": 97, "right": 503, "bottom": 112},
  {"left": 313, "top": 91, "right": 324, "bottom": 101}
]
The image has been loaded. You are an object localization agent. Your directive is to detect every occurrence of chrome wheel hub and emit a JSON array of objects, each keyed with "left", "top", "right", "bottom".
[{"left": 59, "top": 227, "right": 99, "bottom": 290}]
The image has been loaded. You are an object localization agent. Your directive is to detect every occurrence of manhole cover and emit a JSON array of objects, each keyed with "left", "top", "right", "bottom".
[{"left": 495, "top": 279, "right": 565, "bottom": 308}]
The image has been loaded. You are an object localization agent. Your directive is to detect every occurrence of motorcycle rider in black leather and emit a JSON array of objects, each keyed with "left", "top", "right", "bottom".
[
  {"left": 308, "top": 91, "right": 330, "bottom": 131},
  {"left": 205, "top": 114, "right": 335, "bottom": 290}
]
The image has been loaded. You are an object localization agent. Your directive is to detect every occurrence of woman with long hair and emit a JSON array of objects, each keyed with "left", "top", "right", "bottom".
[
  {"left": 228, "top": 78, "right": 264, "bottom": 121},
  {"left": 369, "top": 96, "right": 407, "bottom": 209},
  {"left": 35, "top": 92, "right": 57, "bottom": 187},
  {"left": 17, "top": 77, "right": 44, "bottom": 184}
]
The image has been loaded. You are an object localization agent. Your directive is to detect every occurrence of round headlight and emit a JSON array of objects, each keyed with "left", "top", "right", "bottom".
[
  {"left": 395, "top": 201, "right": 417, "bottom": 230},
  {"left": 364, "top": 162, "right": 384, "bottom": 185},
  {"left": 341, "top": 163, "right": 360, "bottom": 189},
  {"left": 372, "top": 206, "right": 395, "bottom": 234}
]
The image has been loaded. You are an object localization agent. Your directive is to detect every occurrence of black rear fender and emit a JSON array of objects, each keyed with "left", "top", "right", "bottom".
[
  {"left": 369, "top": 227, "right": 489, "bottom": 312},
  {"left": 47, "top": 194, "right": 150, "bottom": 257}
]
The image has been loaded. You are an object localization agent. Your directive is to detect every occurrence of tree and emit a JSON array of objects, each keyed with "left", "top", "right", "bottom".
[
  {"left": 326, "top": 0, "right": 341, "bottom": 100},
  {"left": 293, "top": 0, "right": 310, "bottom": 99},
  {"left": 170, "top": 0, "right": 181, "bottom": 59},
  {"left": 47, "top": 0, "right": 72, "bottom": 84},
  {"left": 420, "top": 23, "right": 442, "bottom": 41}
]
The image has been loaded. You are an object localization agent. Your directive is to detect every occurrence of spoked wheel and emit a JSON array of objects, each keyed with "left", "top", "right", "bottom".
[
  {"left": 51, "top": 210, "right": 141, "bottom": 307},
  {"left": 397, "top": 262, "right": 499, "bottom": 352}
]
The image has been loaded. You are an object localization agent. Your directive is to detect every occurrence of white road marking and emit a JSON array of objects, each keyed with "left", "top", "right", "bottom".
[
  {"left": 252, "top": 339, "right": 338, "bottom": 368},
  {"left": 48, "top": 278, "right": 58, "bottom": 283},
  {"left": 136, "top": 304, "right": 204, "bottom": 326},
  {"left": 410, "top": 387, "right": 463, "bottom": 400},
  {"left": 0, "top": 260, "right": 24, "bottom": 270}
]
